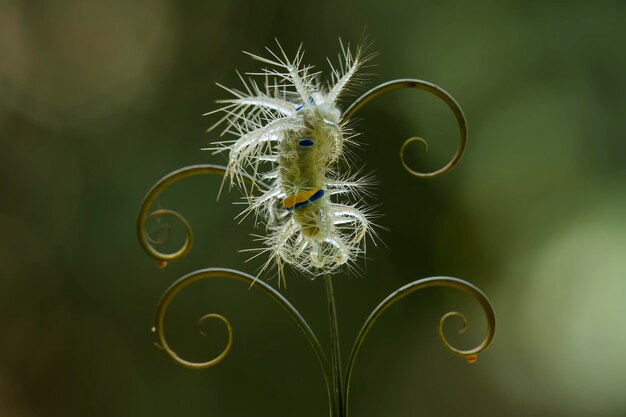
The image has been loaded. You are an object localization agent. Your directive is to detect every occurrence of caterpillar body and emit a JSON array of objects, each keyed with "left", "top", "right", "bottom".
[{"left": 206, "top": 41, "right": 377, "bottom": 283}]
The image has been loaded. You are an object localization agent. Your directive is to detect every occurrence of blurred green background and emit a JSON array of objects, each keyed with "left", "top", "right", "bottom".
[{"left": 2, "top": 0, "right": 626, "bottom": 416}]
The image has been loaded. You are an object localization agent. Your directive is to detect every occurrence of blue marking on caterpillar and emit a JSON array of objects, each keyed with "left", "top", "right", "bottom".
[
  {"left": 308, "top": 189, "right": 325, "bottom": 202},
  {"left": 293, "top": 200, "right": 311, "bottom": 210},
  {"left": 298, "top": 139, "right": 314, "bottom": 147}
]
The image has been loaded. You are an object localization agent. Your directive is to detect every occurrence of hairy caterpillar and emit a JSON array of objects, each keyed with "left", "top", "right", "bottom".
[{"left": 206, "top": 41, "right": 378, "bottom": 283}]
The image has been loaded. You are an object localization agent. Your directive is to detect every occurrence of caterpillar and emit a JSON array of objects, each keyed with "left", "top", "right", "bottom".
[{"left": 206, "top": 41, "right": 378, "bottom": 284}]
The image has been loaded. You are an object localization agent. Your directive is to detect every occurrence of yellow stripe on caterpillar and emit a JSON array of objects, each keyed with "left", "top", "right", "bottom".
[{"left": 282, "top": 188, "right": 322, "bottom": 209}]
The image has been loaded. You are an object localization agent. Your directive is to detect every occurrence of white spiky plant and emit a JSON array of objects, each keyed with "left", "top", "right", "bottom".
[{"left": 205, "top": 40, "right": 379, "bottom": 284}]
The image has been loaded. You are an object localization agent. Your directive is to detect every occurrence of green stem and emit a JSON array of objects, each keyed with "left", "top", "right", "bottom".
[{"left": 324, "top": 275, "right": 345, "bottom": 417}]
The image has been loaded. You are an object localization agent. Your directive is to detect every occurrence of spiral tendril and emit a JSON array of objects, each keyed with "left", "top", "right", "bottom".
[
  {"left": 342, "top": 79, "right": 467, "bottom": 178},
  {"left": 137, "top": 164, "right": 268, "bottom": 266},
  {"left": 145, "top": 209, "right": 193, "bottom": 266},
  {"left": 152, "top": 268, "right": 333, "bottom": 408},
  {"left": 344, "top": 276, "right": 495, "bottom": 416},
  {"left": 146, "top": 221, "right": 173, "bottom": 246},
  {"left": 399, "top": 136, "right": 431, "bottom": 176},
  {"left": 153, "top": 310, "right": 233, "bottom": 370}
]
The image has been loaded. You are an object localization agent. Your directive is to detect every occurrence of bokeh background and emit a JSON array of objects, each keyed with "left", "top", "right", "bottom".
[{"left": 2, "top": 0, "right": 626, "bottom": 416}]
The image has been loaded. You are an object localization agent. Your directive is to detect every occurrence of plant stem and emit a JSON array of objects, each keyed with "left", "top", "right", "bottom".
[{"left": 324, "top": 275, "right": 345, "bottom": 417}]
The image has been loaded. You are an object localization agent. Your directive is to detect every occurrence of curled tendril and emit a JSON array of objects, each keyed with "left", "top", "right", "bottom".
[
  {"left": 342, "top": 79, "right": 468, "bottom": 178},
  {"left": 153, "top": 311, "right": 233, "bottom": 370},
  {"left": 399, "top": 136, "right": 429, "bottom": 175},
  {"left": 145, "top": 209, "right": 193, "bottom": 265},
  {"left": 152, "top": 268, "right": 333, "bottom": 410},
  {"left": 136, "top": 164, "right": 269, "bottom": 267},
  {"left": 439, "top": 311, "right": 478, "bottom": 357},
  {"left": 344, "top": 276, "right": 495, "bottom": 416},
  {"left": 146, "top": 221, "right": 172, "bottom": 246}
]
